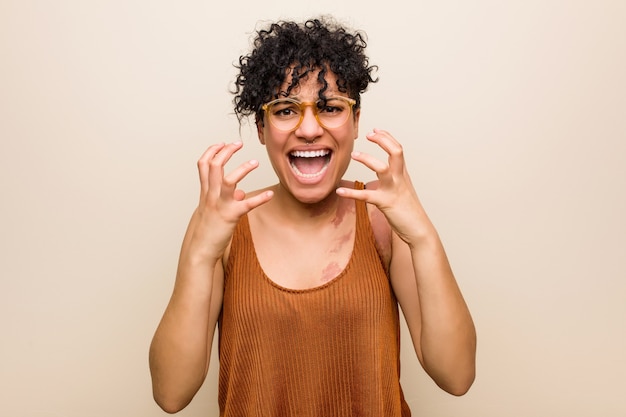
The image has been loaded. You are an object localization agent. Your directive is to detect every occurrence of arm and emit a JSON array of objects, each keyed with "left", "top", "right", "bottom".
[
  {"left": 389, "top": 213, "right": 476, "bottom": 395},
  {"left": 149, "top": 142, "right": 273, "bottom": 413},
  {"left": 337, "top": 129, "right": 476, "bottom": 395}
]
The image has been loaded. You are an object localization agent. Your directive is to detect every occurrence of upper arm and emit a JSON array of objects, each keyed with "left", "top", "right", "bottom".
[{"left": 366, "top": 186, "right": 424, "bottom": 367}]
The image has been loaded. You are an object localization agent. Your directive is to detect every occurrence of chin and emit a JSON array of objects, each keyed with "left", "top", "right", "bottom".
[{"left": 287, "top": 182, "right": 338, "bottom": 205}]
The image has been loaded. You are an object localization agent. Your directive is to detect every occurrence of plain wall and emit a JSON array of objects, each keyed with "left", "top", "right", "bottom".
[{"left": 1, "top": 1, "right": 625, "bottom": 416}]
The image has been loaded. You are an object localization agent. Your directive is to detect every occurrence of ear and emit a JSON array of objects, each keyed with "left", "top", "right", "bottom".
[
  {"left": 353, "top": 108, "right": 361, "bottom": 140},
  {"left": 256, "top": 120, "right": 266, "bottom": 145}
]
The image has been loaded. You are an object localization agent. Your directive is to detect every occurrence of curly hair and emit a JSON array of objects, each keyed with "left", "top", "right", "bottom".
[{"left": 232, "top": 16, "right": 378, "bottom": 125}]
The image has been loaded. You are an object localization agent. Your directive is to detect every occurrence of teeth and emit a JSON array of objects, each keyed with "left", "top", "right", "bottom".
[
  {"left": 289, "top": 149, "right": 331, "bottom": 178},
  {"left": 290, "top": 149, "right": 330, "bottom": 158},
  {"left": 291, "top": 164, "right": 328, "bottom": 178}
]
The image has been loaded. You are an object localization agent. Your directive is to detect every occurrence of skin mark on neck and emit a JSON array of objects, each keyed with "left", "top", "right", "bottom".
[
  {"left": 306, "top": 195, "right": 336, "bottom": 219},
  {"left": 331, "top": 197, "right": 355, "bottom": 227}
]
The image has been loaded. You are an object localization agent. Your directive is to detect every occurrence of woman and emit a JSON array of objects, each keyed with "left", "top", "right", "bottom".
[{"left": 149, "top": 16, "right": 476, "bottom": 416}]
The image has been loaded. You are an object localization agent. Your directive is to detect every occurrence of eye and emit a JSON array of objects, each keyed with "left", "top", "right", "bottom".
[
  {"left": 318, "top": 99, "right": 348, "bottom": 116},
  {"left": 271, "top": 101, "right": 300, "bottom": 118}
]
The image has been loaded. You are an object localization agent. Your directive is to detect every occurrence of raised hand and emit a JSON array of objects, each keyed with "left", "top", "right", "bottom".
[
  {"left": 190, "top": 141, "right": 273, "bottom": 260},
  {"left": 336, "top": 129, "right": 430, "bottom": 246}
]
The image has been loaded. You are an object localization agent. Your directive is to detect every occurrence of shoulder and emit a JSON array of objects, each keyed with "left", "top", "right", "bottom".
[{"left": 364, "top": 180, "right": 392, "bottom": 266}]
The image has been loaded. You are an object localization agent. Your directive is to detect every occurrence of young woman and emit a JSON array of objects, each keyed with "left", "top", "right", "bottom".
[{"left": 149, "top": 16, "right": 476, "bottom": 416}]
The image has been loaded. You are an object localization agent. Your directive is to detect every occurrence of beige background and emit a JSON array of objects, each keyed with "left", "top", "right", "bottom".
[{"left": 1, "top": 1, "right": 625, "bottom": 416}]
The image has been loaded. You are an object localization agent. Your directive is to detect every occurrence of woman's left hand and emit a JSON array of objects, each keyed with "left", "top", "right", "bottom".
[{"left": 337, "top": 128, "right": 431, "bottom": 246}]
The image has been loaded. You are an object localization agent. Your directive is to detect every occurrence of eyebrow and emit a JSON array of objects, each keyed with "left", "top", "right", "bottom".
[{"left": 284, "top": 94, "right": 344, "bottom": 102}]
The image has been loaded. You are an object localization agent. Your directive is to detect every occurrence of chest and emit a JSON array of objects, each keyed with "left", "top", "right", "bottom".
[
  {"left": 251, "top": 218, "right": 356, "bottom": 290},
  {"left": 223, "top": 214, "right": 397, "bottom": 331}
]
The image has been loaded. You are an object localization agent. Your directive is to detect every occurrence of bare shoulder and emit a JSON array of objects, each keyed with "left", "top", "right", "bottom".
[
  {"left": 363, "top": 179, "right": 380, "bottom": 191},
  {"left": 364, "top": 180, "right": 393, "bottom": 267}
]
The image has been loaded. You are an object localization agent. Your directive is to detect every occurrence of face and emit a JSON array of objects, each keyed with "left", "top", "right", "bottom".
[{"left": 257, "top": 70, "right": 360, "bottom": 205}]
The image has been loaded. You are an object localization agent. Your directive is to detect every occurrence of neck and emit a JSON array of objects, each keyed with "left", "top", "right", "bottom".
[{"left": 268, "top": 182, "right": 352, "bottom": 225}]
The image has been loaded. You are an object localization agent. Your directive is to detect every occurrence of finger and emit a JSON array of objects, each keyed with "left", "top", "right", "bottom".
[
  {"left": 335, "top": 186, "right": 373, "bottom": 203},
  {"left": 223, "top": 159, "right": 260, "bottom": 189},
  {"left": 233, "top": 189, "right": 246, "bottom": 201},
  {"left": 366, "top": 129, "right": 406, "bottom": 175},
  {"left": 197, "top": 143, "right": 226, "bottom": 193},
  {"left": 206, "top": 141, "right": 244, "bottom": 196},
  {"left": 366, "top": 128, "right": 400, "bottom": 150},
  {"left": 351, "top": 151, "right": 388, "bottom": 175},
  {"left": 209, "top": 141, "right": 244, "bottom": 167},
  {"left": 231, "top": 190, "right": 275, "bottom": 216},
  {"left": 244, "top": 190, "right": 274, "bottom": 211}
]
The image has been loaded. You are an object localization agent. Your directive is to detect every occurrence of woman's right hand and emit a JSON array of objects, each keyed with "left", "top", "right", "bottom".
[{"left": 189, "top": 141, "right": 273, "bottom": 262}]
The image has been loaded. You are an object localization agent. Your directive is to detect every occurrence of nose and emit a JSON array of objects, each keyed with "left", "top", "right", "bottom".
[{"left": 295, "top": 106, "right": 324, "bottom": 141}]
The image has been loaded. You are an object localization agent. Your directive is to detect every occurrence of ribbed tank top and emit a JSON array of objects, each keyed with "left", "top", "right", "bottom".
[{"left": 219, "top": 182, "right": 411, "bottom": 417}]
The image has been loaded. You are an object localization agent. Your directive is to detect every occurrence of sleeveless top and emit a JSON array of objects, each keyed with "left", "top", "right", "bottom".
[{"left": 219, "top": 182, "right": 411, "bottom": 417}]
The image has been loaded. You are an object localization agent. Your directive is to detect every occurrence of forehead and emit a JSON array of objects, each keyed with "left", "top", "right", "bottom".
[{"left": 279, "top": 68, "right": 341, "bottom": 98}]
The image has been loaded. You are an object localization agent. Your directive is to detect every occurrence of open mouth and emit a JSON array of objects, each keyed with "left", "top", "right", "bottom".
[{"left": 289, "top": 149, "right": 332, "bottom": 178}]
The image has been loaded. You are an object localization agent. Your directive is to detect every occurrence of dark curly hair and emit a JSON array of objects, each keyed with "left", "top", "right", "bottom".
[{"left": 232, "top": 16, "right": 378, "bottom": 126}]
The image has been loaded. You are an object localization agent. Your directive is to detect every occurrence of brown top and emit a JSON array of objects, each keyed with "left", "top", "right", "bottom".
[{"left": 219, "top": 182, "right": 411, "bottom": 416}]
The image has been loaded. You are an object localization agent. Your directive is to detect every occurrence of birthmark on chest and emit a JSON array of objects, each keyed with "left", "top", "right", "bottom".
[
  {"left": 321, "top": 262, "right": 342, "bottom": 283},
  {"left": 330, "top": 231, "right": 353, "bottom": 254}
]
